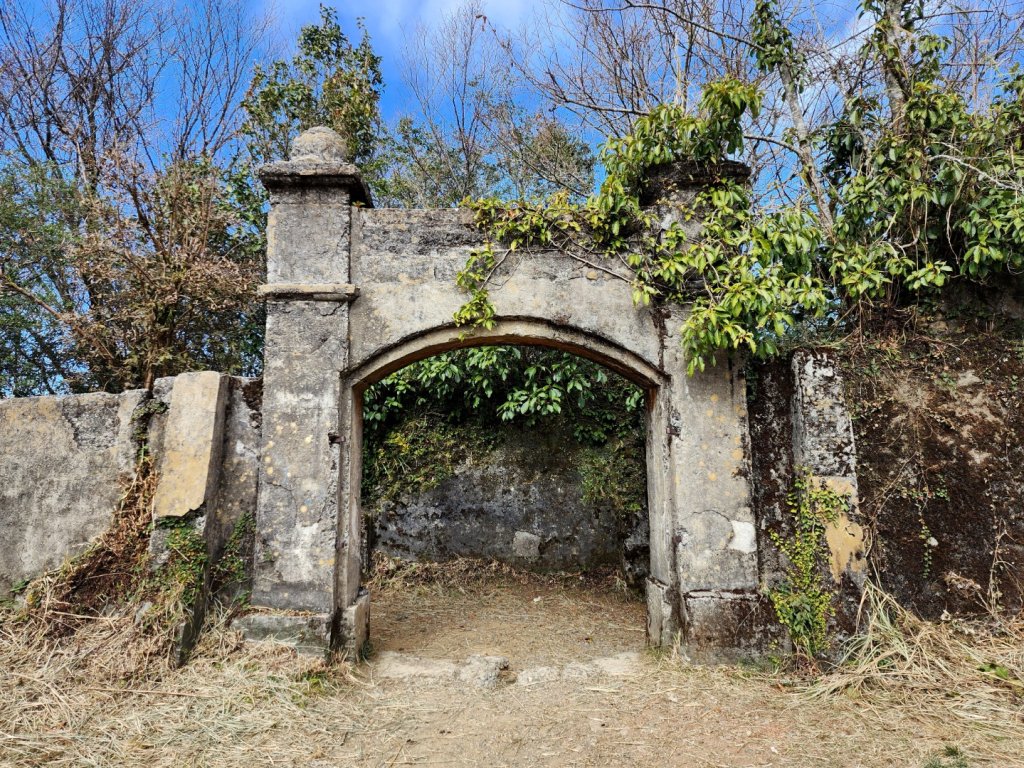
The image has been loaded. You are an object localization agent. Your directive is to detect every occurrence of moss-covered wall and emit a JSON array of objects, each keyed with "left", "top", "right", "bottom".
[{"left": 363, "top": 418, "right": 648, "bottom": 583}]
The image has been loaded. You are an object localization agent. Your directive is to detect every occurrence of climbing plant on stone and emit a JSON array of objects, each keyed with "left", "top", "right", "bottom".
[{"left": 455, "top": 0, "right": 1024, "bottom": 375}]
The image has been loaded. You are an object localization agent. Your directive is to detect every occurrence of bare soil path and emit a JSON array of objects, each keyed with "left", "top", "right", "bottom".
[{"left": 2, "top": 570, "right": 1020, "bottom": 767}]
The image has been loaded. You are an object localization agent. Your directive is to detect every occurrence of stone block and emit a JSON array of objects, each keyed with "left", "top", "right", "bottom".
[
  {"left": 682, "top": 591, "right": 775, "bottom": 664},
  {"left": 152, "top": 372, "right": 228, "bottom": 519},
  {"left": 343, "top": 592, "right": 371, "bottom": 657},
  {"left": 234, "top": 612, "right": 332, "bottom": 655},
  {"left": 646, "top": 578, "right": 679, "bottom": 646},
  {"left": 675, "top": 511, "right": 759, "bottom": 594},
  {"left": 512, "top": 531, "right": 541, "bottom": 561}
]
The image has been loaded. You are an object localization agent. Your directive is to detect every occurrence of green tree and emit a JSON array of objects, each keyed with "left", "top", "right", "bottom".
[
  {"left": 240, "top": 6, "right": 385, "bottom": 178},
  {"left": 455, "top": 0, "right": 1024, "bottom": 373}
]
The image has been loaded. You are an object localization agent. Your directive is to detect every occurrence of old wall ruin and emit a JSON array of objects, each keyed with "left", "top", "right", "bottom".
[
  {"left": 0, "top": 127, "right": 874, "bottom": 663},
  {"left": 0, "top": 374, "right": 260, "bottom": 604}
]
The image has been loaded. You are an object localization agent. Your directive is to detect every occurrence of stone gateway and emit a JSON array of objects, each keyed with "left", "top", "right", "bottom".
[
  {"left": 0, "top": 127, "right": 865, "bottom": 664},
  {"left": 234, "top": 127, "right": 862, "bottom": 661}
]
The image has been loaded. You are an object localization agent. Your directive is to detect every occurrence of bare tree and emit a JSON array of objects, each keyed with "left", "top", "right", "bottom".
[
  {"left": 385, "top": 0, "right": 595, "bottom": 206},
  {"left": 0, "top": 0, "right": 272, "bottom": 394}
]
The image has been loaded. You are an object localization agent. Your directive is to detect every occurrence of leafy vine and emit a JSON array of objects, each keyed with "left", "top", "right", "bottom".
[
  {"left": 768, "top": 469, "right": 849, "bottom": 659},
  {"left": 455, "top": 0, "right": 1024, "bottom": 375}
]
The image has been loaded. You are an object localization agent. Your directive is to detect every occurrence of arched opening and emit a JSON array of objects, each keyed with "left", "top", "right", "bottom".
[{"left": 338, "top": 322, "right": 668, "bottom": 662}]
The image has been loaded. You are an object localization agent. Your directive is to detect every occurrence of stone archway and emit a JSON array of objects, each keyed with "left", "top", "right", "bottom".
[{"left": 240, "top": 128, "right": 767, "bottom": 663}]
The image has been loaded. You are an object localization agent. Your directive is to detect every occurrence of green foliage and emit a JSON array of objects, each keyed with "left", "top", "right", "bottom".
[
  {"left": 751, "top": 0, "right": 805, "bottom": 80},
  {"left": 384, "top": 110, "right": 595, "bottom": 208},
  {"left": 241, "top": 6, "right": 384, "bottom": 173},
  {"left": 768, "top": 469, "right": 848, "bottom": 659},
  {"left": 361, "top": 414, "right": 495, "bottom": 506},
  {"left": 364, "top": 345, "right": 643, "bottom": 445},
  {"left": 578, "top": 436, "right": 647, "bottom": 519},
  {"left": 457, "top": 1, "right": 1024, "bottom": 374},
  {"left": 0, "top": 162, "right": 85, "bottom": 396},
  {"left": 152, "top": 520, "right": 208, "bottom": 612},
  {"left": 211, "top": 511, "right": 255, "bottom": 592},
  {"left": 455, "top": 78, "right": 762, "bottom": 335},
  {"left": 362, "top": 346, "right": 645, "bottom": 507}
]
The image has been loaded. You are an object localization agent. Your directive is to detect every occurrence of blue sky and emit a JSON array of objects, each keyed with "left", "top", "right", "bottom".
[{"left": 256, "top": 0, "right": 542, "bottom": 121}]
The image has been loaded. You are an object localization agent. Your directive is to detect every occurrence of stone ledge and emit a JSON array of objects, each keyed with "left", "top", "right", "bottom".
[
  {"left": 258, "top": 160, "right": 373, "bottom": 205},
  {"left": 257, "top": 283, "right": 360, "bottom": 302},
  {"left": 234, "top": 612, "right": 332, "bottom": 655}
]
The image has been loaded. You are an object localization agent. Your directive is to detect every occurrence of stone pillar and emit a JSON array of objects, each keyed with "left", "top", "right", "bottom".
[
  {"left": 239, "top": 127, "right": 371, "bottom": 653},
  {"left": 791, "top": 350, "right": 867, "bottom": 588},
  {"left": 643, "top": 161, "right": 767, "bottom": 661}
]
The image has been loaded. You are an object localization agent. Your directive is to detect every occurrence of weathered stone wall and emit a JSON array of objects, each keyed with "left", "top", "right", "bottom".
[
  {"left": 0, "top": 389, "right": 145, "bottom": 593},
  {"left": 840, "top": 327, "right": 1024, "bottom": 617},
  {"left": 0, "top": 374, "right": 260, "bottom": 601},
  {"left": 748, "top": 350, "right": 867, "bottom": 646},
  {"left": 368, "top": 424, "right": 648, "bottom": 580}
]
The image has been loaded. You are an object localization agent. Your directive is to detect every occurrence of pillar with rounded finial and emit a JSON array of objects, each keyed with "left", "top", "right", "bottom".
[{"left": 237, "top": 126, "right": 372, "bottom": 655}]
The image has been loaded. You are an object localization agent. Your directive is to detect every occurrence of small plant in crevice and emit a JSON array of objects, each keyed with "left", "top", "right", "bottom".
[
  {"left": 144, "top": 517, "right": 209, "bottom": 629},
  {"left": 211, "top": 511, "right": 255, "bottom": 605},
  {"left": 767, "top": 468, "right": 848, "bottom": 660},
  {"left": 919, "top": 514, "right": 936, "bottom": 579}
]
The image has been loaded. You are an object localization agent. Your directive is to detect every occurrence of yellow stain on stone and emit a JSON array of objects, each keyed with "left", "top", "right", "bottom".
[
  {"left": 707, "top": 472, "right": 717, "bottom": 482},
  {"left": 266, "top": 466, "right": 274, "bottom": 476},
  {"left": 706, "top": 408, "right": 714, "bottom": 417},
  {"left": 731, "top": 448, "right": 743, "bottom": 461},
  {"left": 710, "top": 393, "right": 719, "bottom": 403},
  {"left": 811, "top": 475, "right": 867, "bottom": 582},
  {"left": 304, "top": 434, "right": 313, "bottom": 444},
  {"left": 825, "top": 514, "right": 867, "bottom": 582},
  {"left": 300, "top": 505, "right": 308, "bottom": 514}
]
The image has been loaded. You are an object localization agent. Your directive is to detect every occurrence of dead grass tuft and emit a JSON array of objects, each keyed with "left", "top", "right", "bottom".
[
  {"left": 365, "top": 550, "right": 637, "bottom": 596},
  {"left": 0, "top": 603, "right": 354, "bottom": 767},
  {"left": 808, "top": 583, "right": 1024, "bottom": 747}
]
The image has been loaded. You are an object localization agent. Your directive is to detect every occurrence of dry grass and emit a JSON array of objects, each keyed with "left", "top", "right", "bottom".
[
  {"left": 0, "top": 605, "right": 352, "bottom": 767},
  {"left": 368, "top": 554, "right": 646, "bottom": 664},
  {"left": 806, "top": 583, "right": 1024, "bottom": 761},
  {"left": 1, "top": 563, "right": 1022, "bottom": 767},
  {"left": 23, "top": 459, "right": 157, "bottom": 638}
]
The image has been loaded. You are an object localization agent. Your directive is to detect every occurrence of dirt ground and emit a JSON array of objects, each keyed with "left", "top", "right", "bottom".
[{"left": 2, "top": 571, "right": 1021, "bottom": 768}]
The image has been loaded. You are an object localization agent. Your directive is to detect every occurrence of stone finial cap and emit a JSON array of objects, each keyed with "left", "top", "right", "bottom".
[
  {"left": 259, "top": 126, "right": 372, "bottom": 205},
  {"left": 290, "top": 126, "right": 350, "bottom": 163}
]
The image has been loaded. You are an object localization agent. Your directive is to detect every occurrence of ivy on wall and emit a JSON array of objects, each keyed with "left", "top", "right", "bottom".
[{"left": 454, "top": 0, "right": 1024, "bottom": 375}]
